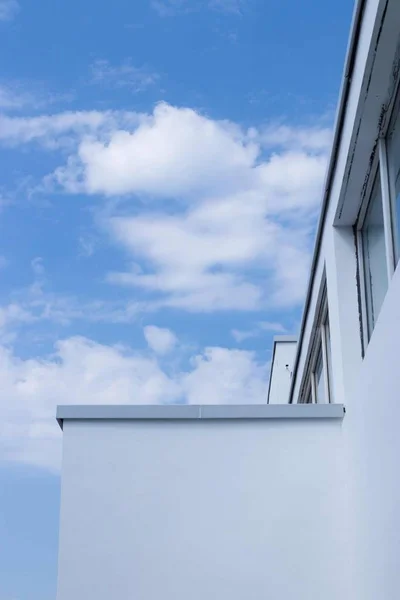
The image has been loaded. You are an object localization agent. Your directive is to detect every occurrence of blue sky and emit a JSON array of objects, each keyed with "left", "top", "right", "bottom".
[{"left": 0, "top": 0, "right": 353, "bottom": 597}]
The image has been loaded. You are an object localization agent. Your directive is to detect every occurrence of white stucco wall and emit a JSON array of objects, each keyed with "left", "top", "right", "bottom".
[
  {"left": 57, "top": 417, "right": 349, "bottom": 600},
  {"left": 343, "top": 263, "right": 400, "bottom": 600},
  {"left": 288, "top": 1, "right": 400, "bottom": 592}
]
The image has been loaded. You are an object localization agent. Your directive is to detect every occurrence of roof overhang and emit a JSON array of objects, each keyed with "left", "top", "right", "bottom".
[{"left": 335, "top": 0, "right": 400, "bottom": 225}]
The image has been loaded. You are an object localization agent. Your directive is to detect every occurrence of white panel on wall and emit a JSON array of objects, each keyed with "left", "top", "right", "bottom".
[
  {"left": 267, "top": 338, "right": 297, "bottom": 404},
  {"left": 57, "top": 417, "right": 349, "bottom": 600}
]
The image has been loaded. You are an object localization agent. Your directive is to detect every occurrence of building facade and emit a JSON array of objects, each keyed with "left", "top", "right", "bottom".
[{"left": 56, "top": 0, "right": 400, "bottom": 598}]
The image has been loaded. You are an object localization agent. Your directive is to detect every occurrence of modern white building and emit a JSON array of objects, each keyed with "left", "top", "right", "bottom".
[{"left": 56, "top": 0, "right": 400, "bottom": 598}]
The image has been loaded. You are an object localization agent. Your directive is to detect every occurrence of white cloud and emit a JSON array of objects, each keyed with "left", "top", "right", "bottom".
[
  {"left": 106, "top": 202, "right": 266, "bottom": 311},
  {"left": 231, "top": 321, "right": 286, "bottom": 343},
  {"left": 256, "top": 151, "right": 327, "bottom": 213},
  {"left": 78, "top": 235, "right": 96, "bottom": 258},
  {"left": 1, "top": 103, "right": 329, "bottom": 312},
  {"left": 144, "top": 325, "right": 177, "bottom": 355},
  {"left": 55, "top": 103, "right": 258, "bottom": 197},
  {"left": 0, "top": 336, "right": 267, "bottom": 471},
  {"left": 259, "top": 124, "right": 332, "bottom": 153},
  {"left": 44, "top": 103, "right": 327, "bottom": 211},
  {"left": 0, "top": 0, "right": 19, "bottom": 21},
  {"left": 208, "top": 0, "right": 244, "bottom": 15},
  {"left": 182, "top": 347, "right": 266, "bottom": 405},
  {"left": 42, "top": 103, "right": 328, "bottom": 311},
  {"left": 105, "top": 194, "right": 314, "bottom": 310},
  {"left": 0, "top": 109, "right": 139, "bottom": 148},
  {"left": 0, "top": 337, "right": 180, "bottom": 470},
  {"left": 0, "top": 261, "right": 148, "bottom": 335},
  {"left": 0, "top": 303, "right": 35, "bottom": 329},
  {"left": 258, "top": 321, "right": 287, "bottom": 332},
  {"left": 0, "top": 295, "right": 146, "bottom": 332},
  {"left": 0, "top": 81, "right": 75, "bottom": 112},
  {"left": 151, "top": 0, "right": 245, "bottom": 16},
  {"left": 0, "top": 83, "right": 32, "bottom": 110},
  {"left": 31, "top": 256, "right": 45, "bottom": 277},
  {"left": 151, "top": 0, "right": 198, "bottom": 17},
  {"left": 90, "top": 59, "right": 158, "bottom": 92}
]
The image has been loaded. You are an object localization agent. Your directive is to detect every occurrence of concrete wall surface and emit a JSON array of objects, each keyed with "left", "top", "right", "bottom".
[
  {"left": 343, "top": 263, "right": 400, "bottom": 600},
  {"left": 57, "top": 417, "right": 349, "bottom": 600}
]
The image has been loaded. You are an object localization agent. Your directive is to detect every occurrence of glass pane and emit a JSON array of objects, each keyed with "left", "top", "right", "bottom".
[
  {"left": 304, "top": 385, "right": 312, "bottom": 404},
  {"left": 387, "top": 110, "right": 400, "bottom": 265},
  {"left": 325, "top": 318, "right": 334, "bottom": 403},
  {"left": 362, "top": 175, "right": 388, "bottom": 338},
  {"left": 314, "top": 347, "right": 326, "bottom": 404}
]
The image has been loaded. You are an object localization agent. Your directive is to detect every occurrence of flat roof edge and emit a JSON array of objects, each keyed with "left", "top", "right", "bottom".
[
  {"left": 56, "top": 403, "right": 345, "bottom": 429},
  {"left": 273, "top": 335, "right": 298, "bottom": 343}
]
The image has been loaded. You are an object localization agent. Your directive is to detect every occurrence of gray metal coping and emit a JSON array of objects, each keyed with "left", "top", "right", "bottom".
[
  {"left": 272, "top": 335, "right": 298, "bottom": 344},
  {"left": 57, "top": 403, "right": 345, "bottom": 430}
]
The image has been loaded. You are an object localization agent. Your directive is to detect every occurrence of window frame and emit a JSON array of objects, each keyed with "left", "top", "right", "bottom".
[
  {"left": 356, "top": 163, "right": 388, "bottom": 342},
  {"left": 299, "top": 286, "right": 332, "bottom": 404},
  {"left": 356, "top": 134, "right": 399, "bottom": 347},
  {"left": 385, "top": 82, "right": 400, "bottom": 267}
]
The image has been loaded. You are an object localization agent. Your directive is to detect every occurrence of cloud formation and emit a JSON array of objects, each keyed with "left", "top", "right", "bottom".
[
  {"left": 90, "top": 59, "right": 159, "bottom": 93},
  {"left": 54, "top": 103, "right": 258, "bottom": 198},
  {"left": 231, "top": 321, "right": 287, "bottom": 343},
  {"left": 0, "top": 335, "right": 268, "bottom": 471},
  {"left": 48, "top": 103, "right": 325, "bottom": 311},
  {"left": 0, "top": 109, "right": 139, "bottom": 148},
  {"left": 0, "top": 259, "right": 147, "bottom": 339},
  {"left": 151, "top": 0, "right": 245, "bottom": 17},
  {"left": 0, "top": 102, "right": 329, "bottom": 312},
  {"left": 0, "top": 83, "right": 33, "bottom": 110},
  {"left": 144, "top": 325, "right": 178, "bottom": 355}
]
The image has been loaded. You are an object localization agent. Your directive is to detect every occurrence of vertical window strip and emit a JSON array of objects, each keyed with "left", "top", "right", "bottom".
[
  {"left": 359, "top": 169, "right": 388, "bottom": 340},
  {"left": 320, "top": 319, "right": 331, "bottom": 404},
  {"left": 357, "top": 229, "right": 370, "bottom": 348},
  {"left": 386, "top": 93, "right": 400, "bottom": 267},
  {"left": 299, "top": 283, "right": 334, "bottom": 404},
  {"left": 311, "top": 363, "right": 317, "bottom": 404},
  {"left": 378, "top": 138, "right": 396, "bottom": 278},
  {"left": 325, "top": 317, "right": 334, "bottom": 403}
]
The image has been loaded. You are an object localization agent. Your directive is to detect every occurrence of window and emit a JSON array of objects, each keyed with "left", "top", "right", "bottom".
[
  {"left": 360, "top": 173, "right": 389, "bottom": 339},
  {"left": 300, "top": 288, "right": 333, "bottom": 404},
  {"left": 314, "top": 346, "right": 326, "bottom": 403},
  {"left": 356, "top": 111, "right": 400, "bottom": 346},
  {"left": 387, "top": 101, "right": 400, "bottom": 265},
  {"left": 325, "top": 318, "right": 334, "bottom": 402},
  {"left": 304, "top": 383, "right": 313, "bottom": 405}
]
